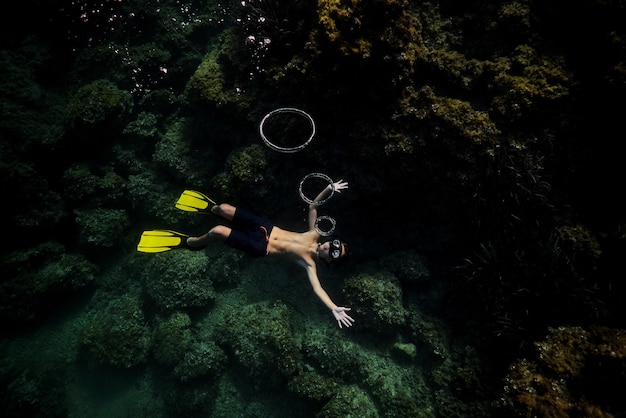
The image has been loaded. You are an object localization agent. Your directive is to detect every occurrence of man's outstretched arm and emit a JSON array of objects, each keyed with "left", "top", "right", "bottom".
[
  {"left": 308, "top": 179, "right": 349, "bottom": 231},
  {"left": 304, "top": 264, "right": 355, "bottom": 328}
]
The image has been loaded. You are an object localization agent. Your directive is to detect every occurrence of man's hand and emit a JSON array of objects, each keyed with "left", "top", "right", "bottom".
[
  {"left": 332, "top": 307, "right": 355, "bottom": 328},
  {"left": 332, "top": 180, "right": 348, "bottom": 193}
]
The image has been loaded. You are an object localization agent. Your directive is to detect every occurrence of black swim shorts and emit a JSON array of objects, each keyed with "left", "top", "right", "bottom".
[{"left": 224, "top": 207, "right": 274, "bottom": 258}]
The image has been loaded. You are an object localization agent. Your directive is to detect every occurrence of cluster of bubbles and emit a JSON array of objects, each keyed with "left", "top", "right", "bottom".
[{"left": 62, "top": 0, "right": 207, "bottom": 94}]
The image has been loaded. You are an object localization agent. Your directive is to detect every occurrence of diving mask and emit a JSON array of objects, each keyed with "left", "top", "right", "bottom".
[{"left": 329, "top": 239, "right": 343, "bottom": 260}]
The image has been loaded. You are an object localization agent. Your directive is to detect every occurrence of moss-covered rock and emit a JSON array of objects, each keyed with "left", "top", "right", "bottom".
[
  {"left": 211, "top": 143, "right": 270, "bottom": 201},
  {"left": 205, "top": 246, "right": 245, "bottom": 288},
  {"left": 0, "top": 242, "right": 98, "bottom": 325},
  {"left": 430, "top": 345, "right": 495, "bottom": 417},
  {"left": 2, "top": 367, "right": 68, "bottom": 418},
  {"left": 126, "top": 170, "right": 182, "bottom": 223},
  {"left": 485, "top": 44, "right": 571, "bottom": 122},
  {"left": 65, "top": 79, "right": 133, "bottom": 136},
  {"left": 312, "top": 0, "right": 422, "bottom": 64},
  {"left": 152, "top": 312, "right": 193, "bottom": 367},
  {"left": 62, "top": 163, "right": 127, "bottom": 206},
  {"left": 184, "top": 29, "right": 252, "bottom": 113},
  {"left": 152, "top": 118, "right": 215, "bottom": 184},
  {"left": 317, "top": 384, "right": 379, "bottom": 418},
  {"left": 162, "top": 379, "right": 218, "bottom": 418},
  {"left": 141, "top": 250, "right": 215, "bottom": 312},
  {"left": 80, "top": 294, "right": 151, "bottom": 368},
  {"left": 501, "top": 326, "right": 626, "bottom": 417},
  {"left": 301, "top": 328, "right": 368, "bottom": 382},
  {"left": 0, "top": 44, "right": 66, "bottom": 147},
  {"left": 342, "top": 271, "right": 406, "bottom": 333},
  {"left": 172, "top": 339, "right": 227, "bottom": 382},
  {"left": 380, "top": 250, "right": 431, "bottom": 286},
  {"left": 287, "top": 370, "right": 342, "bottom": 404},
  {"left": 555, "top": 223, "right": 602, "bottom": 274},
  {"left": 74, "top": 208, "right": 130, "bottom": 248},
  {"left": 123, "top": 111, "right": 160, "bottom": 140},
  {"left": 405, "top": 305, "right": 449, "bottom": 362},
  {"left": 215, "top": 301, "right": 301, "bottom": 383},
  {"left": 0, "top": 148, "right": 65, "bottom": 244}
]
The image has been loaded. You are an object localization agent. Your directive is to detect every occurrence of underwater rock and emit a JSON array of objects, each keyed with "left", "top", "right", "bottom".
[
  {"left": 0, "top": 242, "right": 98, "bottom": 326},
  {"left": 211, "top": 143, "right": 270, "bottom": 202},
  {"left": 502, "top": 325, "right": 626, "bottom": 417},
  {"left": 123, "top": 111, "right": 160, "bottom": 140},
  {"left": 62, "top": 163, "right": 127, "bottom": 206},
  {"left": 74, "top": 208, "right": 130, "bottom": 249},
  {"left": 80, "top": 294, "right": 151, "bottom": 368},
  {"left": 287, "top": 370, "right": 342, "bottom": 404},
  {"left": 172, "top": 339, "right": 227, "bottom": 383},
  {"left": 215, "top": 300, "right": 301, "bottom": 384},
  {"left": 391, "top": 342, "right": 417, "bottom": 362},
  {"left": 152, "top": 117, "right": 216, "bottom": 184},
  {"left": 141, "top": 250, "right": 215, "bottom": 312},
  {"left": 342, "top": 271, "right": 406, "bottom": 333},
  {"left": 0, "top": 150, "right": 65, "bottom": 246},
  {"left": 64, "top": 79, "right": 133, "bottom": 142},
  {"left": 152, "top": 311, "right": 193, "bottom": 367},
  {"left": 380, "top": 250, "right": 431, "bottom": 286},
  {"left": 317, "top": 384, "right": 379, "bottom": 418}
]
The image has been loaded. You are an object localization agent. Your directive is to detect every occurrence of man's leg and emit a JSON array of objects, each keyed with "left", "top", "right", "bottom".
[
  {"left": 187, "top": 225, "right": 231, "bottom": 247},
  {"left": 186, "top": 203, "right": 237, "bottom": 248},
  {"left": 211, "top": 203, "right": 236, "bottom": 221}
]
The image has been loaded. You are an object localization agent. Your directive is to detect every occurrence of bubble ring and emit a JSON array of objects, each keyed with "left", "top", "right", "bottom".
[
  {"left": 299, "top": 172, "right": 334, "bottom": 205},
  {"left": 259, "top": 107, "right": 316, "bottom": 153},
  {"left": 314, "top": 216, "right": 336, "bottom": 236}
]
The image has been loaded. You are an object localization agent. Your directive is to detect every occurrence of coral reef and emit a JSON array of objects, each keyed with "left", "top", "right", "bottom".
[
  {"left": 126, "top": 170, "right": 184, "bottom": 223},
  {"left": 405, "top": 305, "right": 449, "bottom": 362},
  {"left": 429, "top": 344, "right": 496, "bottom": 417},
  {"left": 1, "top": 0, "right": 625, "bottom": 416}
]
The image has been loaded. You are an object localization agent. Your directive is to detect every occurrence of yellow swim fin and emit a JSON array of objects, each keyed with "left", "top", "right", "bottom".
[
  {"left": 137, "top": 230, "right": 191, "bottom": 253},
  {"left": 175, "top": 190, "right": 216, "bottom": 214}
]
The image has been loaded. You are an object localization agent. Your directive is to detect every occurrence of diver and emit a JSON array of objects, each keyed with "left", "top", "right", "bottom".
[{"left": 138, "top": 180, "right": 354, "bottom": 329}]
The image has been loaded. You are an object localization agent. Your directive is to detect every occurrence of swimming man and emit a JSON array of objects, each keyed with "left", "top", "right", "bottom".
[{"left": 187, "top": 180, "right": 355, "bottom": 328}]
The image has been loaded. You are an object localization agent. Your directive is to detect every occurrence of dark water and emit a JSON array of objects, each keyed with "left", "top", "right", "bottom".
[{"left": 1, "top": 1, "right": 625, "bottom": 417}]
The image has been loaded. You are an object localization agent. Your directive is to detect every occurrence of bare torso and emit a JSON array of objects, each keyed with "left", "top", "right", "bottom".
[{"left": 267, "top": 226, "right": 319, "bottom": 266}]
